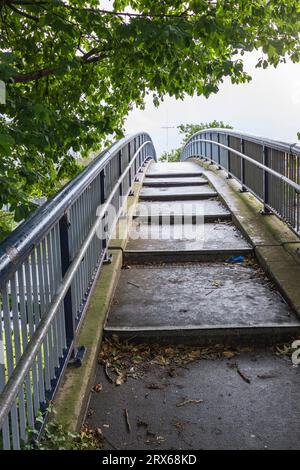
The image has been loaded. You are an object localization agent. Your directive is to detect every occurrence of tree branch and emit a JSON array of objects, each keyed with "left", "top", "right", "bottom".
[
  {"left": 4, "top": 1, "right": 48, "bottom": 5},
  {"left": 11, "top": 67, "right": 54, "bottom": 83},
  {"left": 11, "top": 50, "right": 109, "bottom": 83},
  {"left": 7, "top": 3, "right": 39, "bottom": 20},
  {"left": 8, "top": 1, "right": 216, "bottom": 19}
]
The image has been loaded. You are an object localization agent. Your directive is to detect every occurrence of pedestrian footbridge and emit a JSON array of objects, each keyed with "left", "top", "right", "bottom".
[{"left": 0, "top": 130, "right": 300, "bottom": 449}]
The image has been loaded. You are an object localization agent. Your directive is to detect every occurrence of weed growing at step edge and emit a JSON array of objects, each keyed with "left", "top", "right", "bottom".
[{"left": 24, "top": 405, "right": 103, "bottom": 450}]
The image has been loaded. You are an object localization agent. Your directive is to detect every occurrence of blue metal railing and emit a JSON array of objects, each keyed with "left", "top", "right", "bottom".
[
  {"left": 181, "top": 129, "right": 300, "bottom": 235},
  {"left": 0, "top": 133, "right": 156, "bottom": 449}
]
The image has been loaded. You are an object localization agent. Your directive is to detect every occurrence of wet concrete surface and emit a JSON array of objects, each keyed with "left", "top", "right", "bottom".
[
  {"left": 105, "top": 263, "right": 298, "bottom": 331},
  {"left": 140, "top": 185, "right": 217, "bottom": 200},
  {"left": 86, "top": 162, "right": 300, "bottom": 449},
  {"left": 143, "top": 176, "right": 208, "bottom": 187},
  {"left": 146, "top": 162, "right": 203, "bottom": 177},
  {"left": 126, "top": 221, "right": 251, "bottom": 252},
  {"left": 86, "top": 348, "right": 300, "bottom": 450},
  {"left": 134, "top": 199, "right": 231, "bottom": 218}
]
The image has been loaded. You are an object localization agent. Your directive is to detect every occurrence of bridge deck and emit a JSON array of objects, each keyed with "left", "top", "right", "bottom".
[
  {"left": 106, "top": 161, "right": 299, "bottom": 342},
  {"left": 85, "top": 161, "right": 300, "bottom": 450}
]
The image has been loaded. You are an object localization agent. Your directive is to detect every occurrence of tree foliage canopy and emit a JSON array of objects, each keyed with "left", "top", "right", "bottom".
[{"left": 0, "top": 0, "right": 299, "bottom": 222}]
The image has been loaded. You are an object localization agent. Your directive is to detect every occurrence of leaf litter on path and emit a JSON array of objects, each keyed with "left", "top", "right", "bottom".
[
  {"left": 99, "top": 338, "right": 239, "bottom": 382},
  {"left": 98, "top": 338, "right": 240, "bottom": 391}
]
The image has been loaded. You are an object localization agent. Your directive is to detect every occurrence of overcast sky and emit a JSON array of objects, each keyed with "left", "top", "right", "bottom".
[{"left": 125, "top": 52, "right": 300, "bottom": 157}]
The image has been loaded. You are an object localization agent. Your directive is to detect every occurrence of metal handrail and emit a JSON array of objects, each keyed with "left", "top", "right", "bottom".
[
  {"left": 0, "top": 132, "right": 156, "bottom": 449},
  {"left": 185, "top": 139, "right": 300, "bottom": 194},
  {"left": 181, "top": 129, "right": 300, "bottom": 235},
  {"left": 184, "top": 128, "right": 300, "bottom": 157},
  {"left": 0, "top": 142, "right": 153, "bottom": 431},
  {"left": 0, "top": 133, "right": 155, "bottom": 286}
]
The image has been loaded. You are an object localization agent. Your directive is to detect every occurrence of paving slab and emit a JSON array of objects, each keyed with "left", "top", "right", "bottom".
[
  {"left": 86, "top": 347, "right": 300, "bottom": 450},
  {"left": 140, "top": 185, "right": 217, "bottom": 201},
  {"left": 146, "top": 162, "right": 203, "bottom": 178},
  {"left": 105, "top": 264, "right": 299, "bottom": 341},
  {"left": 133, "top": 199, "right": 231, "bottom": 224},
  {"left": 134, "top": 199, "right": 229, "bottom": 216},
  {"left": 143, "top": 176, "right": 208, "bottom": 187},
  {"left": 125, "top": 221, "right": 251, "bottom": 253}
]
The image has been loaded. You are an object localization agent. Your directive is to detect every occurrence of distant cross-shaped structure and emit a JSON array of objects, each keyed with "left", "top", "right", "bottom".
[{"left": 161, "top": 125, "right": 175, "bottom": 161}]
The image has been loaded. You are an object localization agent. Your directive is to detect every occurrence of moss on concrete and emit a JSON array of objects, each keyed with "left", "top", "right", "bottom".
[
  {"left": 54, "top": 163, "right": 151, "bottom": 431},
  {"left": 54, "top": 250, "right": 122, "bottom": 431},
  {"left": 255, "top": 246, "right": 300, "bottom": 314},
  {"left": 282, "top": 242, "right": 300, "bottom": 265}
]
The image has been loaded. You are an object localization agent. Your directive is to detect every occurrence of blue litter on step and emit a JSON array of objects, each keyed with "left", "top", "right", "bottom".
[{"left": 228, "top": 256, "right": 245, "bottom": 263}]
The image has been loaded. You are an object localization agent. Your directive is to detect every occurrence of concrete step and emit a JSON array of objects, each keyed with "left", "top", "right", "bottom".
[
  {"left": 133, "top": 199, "right": 231, "bottom": 220},
  {"left": 134, "top": 213, "right": 232, "bottom": 224},
  {"left": 139, "top": 185, "right": 217, "bottom": 201},
  {"left": 146, "top": 162, "right": 203, "bottom": 178},
  {"left": 124, "top": 220, "right": 252, "bottom": 263},
  {"left": 143, "top": 176, "right": 208, "bottom": 187},
  {"left": 104, "top": 263, "right": 300, "bottom": 346},
  {"left": 123, "top": 249, "right": 253, "bottom": 264}
]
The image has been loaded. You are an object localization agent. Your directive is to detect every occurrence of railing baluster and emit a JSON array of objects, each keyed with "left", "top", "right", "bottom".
[
  {"left": 59, "top": 212, "right": 76, "bottom": 356},
  {"left": 262, "top": 146, "right": 271, "bottom": 214}
]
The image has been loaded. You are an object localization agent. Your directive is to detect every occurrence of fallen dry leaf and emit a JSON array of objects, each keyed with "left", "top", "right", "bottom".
[
  {"left": 93, "top": 383, "right": 102, "bottom": 392},
  {"left": 115, "top": 371, "right": 127, "bottom": 386},
  {"left": 124, "top": 408, "right": 131, "bottom": 432},
  {"left": 210, "top": 279, "right": 224, "bottom": 288},
  {"left": 176, "top": 399, "right": 203, "bottom": 407},
  {"left": 223, "top": 351, "right": 236, "bottom": 359},
  {"left": 237, "top": 367, "right": 251, "bottom": 384}
]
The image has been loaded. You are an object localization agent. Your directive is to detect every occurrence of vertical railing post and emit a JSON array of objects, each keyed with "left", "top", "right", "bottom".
[
  {"left": 262, "top": 145, "right": 271, "bottom": 214},
  {"left": 217, "top": 133, "right": 221, "bottom": 169},
  {"left": 100, "top": 169, "right": 109, "bottom": 262},
  {"left": 118, "top": 150, "right": 123, "bottom": 198},
  {"left": 128, "top": 143, "right": 132, "bottom": 187},
  {"left": 134, "top": 138, "right": 137, "bottom": 175},
  {"left": 209, "top": 132, "right": 214, "bottom": 165},
  {"left": 138, "top": 136, "right": 142, "bottom": 166},
  {"left": 240, "top": 138, "right": 247, "bottom": 192},
  {"left": 227, "top": 133, "right": 232, "bottom": 179},
  {"left": 59, "top": 211, "right": 76, "bottom": 355},
  {"left": 128, "top": 142, "right": 135, "bottom": 196}
]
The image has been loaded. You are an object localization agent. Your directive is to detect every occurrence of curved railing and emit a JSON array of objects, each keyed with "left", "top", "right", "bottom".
[
  {"left": 181, "top": 129, "right": 300, "bottom": 235},
  {"left": 0, "top": 133, "right": 156, "bottom": 449}
]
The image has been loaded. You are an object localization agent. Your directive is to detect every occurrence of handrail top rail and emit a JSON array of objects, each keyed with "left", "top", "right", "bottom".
[
  {"left": 0, "top": 132, "right": 154, "bottom": 282},
  {"left": 184, "top": 137, "right": 300, "bottom": 194},
  {"left": 183, "top": 128, "right": 300, "bottom": 157}
]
